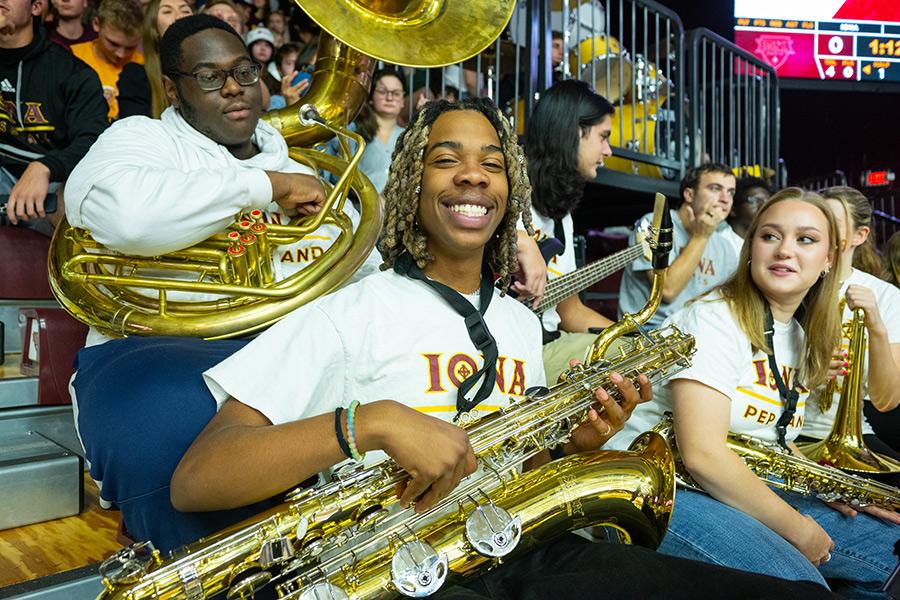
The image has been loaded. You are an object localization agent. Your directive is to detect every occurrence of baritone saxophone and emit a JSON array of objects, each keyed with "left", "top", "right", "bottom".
[
  {"left": 654, "top": 414, "right": 900, "bottom": 511},
  {"left": 97, "top": 326, "right": 696, "bottom": 600}
]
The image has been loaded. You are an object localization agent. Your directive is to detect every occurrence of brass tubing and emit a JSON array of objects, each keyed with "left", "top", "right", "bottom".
[
  {"left": 228, "top": 244, "right": 249, "bottom": 286},
  {"left": 251, "top": 222, "right": 274, "bottom": 284},
  {"left": 240, "top": 233, "right": 261, "bottom": 286}
]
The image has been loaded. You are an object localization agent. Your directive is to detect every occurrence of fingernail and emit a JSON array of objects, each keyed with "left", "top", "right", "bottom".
[
  {"left": 842, "top": 369, "right": 848, "bottom": 376},
  {"left": 611, "top": 373, "right": 622, "bottom": 383},
  {"left": 843, "top": 361, "right": 849, "bottom": 367}
]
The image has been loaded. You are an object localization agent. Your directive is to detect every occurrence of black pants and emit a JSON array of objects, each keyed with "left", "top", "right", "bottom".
[
  {"left": 434, "top": 534, "right": 839, "bottom": 600},
  {"left": 865, "top": 402, "right": 900, "bottom": 454}
]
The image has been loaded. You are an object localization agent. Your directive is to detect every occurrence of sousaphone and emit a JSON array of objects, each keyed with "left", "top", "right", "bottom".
[{"left": 49, "top": 0, "right": 516, "bottom": 339}]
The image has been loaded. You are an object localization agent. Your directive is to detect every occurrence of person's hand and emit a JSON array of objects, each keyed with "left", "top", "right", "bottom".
[
  {"left": 684, "top": 203, "right": 728, "bottom": 239},
  {"left": 824, "top": 500, "right": 900, "bottom": 524},
  {"left": 826, "top": 346, "right": 848, "bottom": 380},
  {"left": 280, "top": 70, "right": 310, "bottom": 107},
  {"left": 565, "top": 370, "right": 652, "bottom": 453},
  {"left": 845, "top": 284, "right": 886, "bottom": 333},
  {"left": 6, "top": 162, "right": 51, "bottom": 224},
  {"left": 375, "top": 401, "right": 477, "bottom": 513},
  {"left": 511, "top": 232, "right": 547, "bottom": 309},
  {"left": 266, "top": 171, "right": 326, "bottom": 216},
  {"left": 788, "top": 514, "right": 834, "bottom": 566}
]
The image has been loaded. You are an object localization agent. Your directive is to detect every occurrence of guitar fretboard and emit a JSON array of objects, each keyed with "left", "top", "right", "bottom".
[{"left": 535, "top": 243, "right": 644, "bottom": 315}]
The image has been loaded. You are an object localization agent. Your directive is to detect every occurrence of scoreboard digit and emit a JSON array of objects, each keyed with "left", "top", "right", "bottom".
[{"left": 735, "top": 16, "right": 900, "bottom": 83}]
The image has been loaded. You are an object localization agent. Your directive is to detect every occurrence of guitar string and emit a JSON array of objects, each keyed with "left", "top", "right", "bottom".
[{"left": 537, "top": 244, "right": 645, "bottom": 311}]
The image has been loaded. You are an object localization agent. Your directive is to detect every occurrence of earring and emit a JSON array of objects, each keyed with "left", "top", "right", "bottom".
[
  {"left": 820, "top": 266, "right": 830, "bottom": 279},
  {"left": 414, "top": 185, "right": 421, "bottom": 195}
]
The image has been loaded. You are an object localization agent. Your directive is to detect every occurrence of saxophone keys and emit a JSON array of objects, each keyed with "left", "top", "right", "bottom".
[
  {"left": 297, "top": 582, "right": 350, "bottom": 600},
  {"left": 225, "top": 571, "right": 272, "bottom": 600},
  {"left": 259, "top": 536, "right": 296, "bottom": 569},
  {"left": 465, "top": 503, "right": 522, "bottom": 558},
  {"left": 390, "top": 540, "right": 448, "bottom": 597}
]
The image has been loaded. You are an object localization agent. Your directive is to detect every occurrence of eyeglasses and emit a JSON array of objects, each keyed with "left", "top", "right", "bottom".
[
  {"left": 744, "top": 194, "right": 769, "bottom": 206},
  {"left": 373, "top": 88, "right": 404, "bottom": 99},
  {"left": 174, "top": 63, "right": 261, "bottom": 91}
]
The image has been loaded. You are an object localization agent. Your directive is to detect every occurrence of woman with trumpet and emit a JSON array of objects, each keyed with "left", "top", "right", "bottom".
[
  {"left": 616, "top": 188, "right": 899, "bottom": 597},
  {"left": 800, "top": 186, "right": 900, "bottom": 486}
]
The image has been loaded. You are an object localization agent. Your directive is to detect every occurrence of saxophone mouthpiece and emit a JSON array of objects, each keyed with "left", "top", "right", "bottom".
[{"left": 652, "top": 193, "right": 673, "bottom": 270}]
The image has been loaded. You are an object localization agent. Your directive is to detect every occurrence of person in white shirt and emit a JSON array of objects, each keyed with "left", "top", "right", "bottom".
[
  {"left": 616, "top": 188, "right": 899, "bottom": 597},
  {"left": 800, "top": 186, "right": 900, "bottom": 487},
  {"left": 164, "top": 97, "right": 835, "bottom": 599},
  {"left": 522, "top": 80, "right": 617, "bottom": 383},
  {"left": 618, "top": 163, "right": 740, "bottom": 329},
  {"left": 66, "top": 15, "right": 342, "bottom": 545}
]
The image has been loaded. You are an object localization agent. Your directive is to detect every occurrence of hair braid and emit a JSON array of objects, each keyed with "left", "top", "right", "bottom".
[{"left": 378, "top": 97, "right": 533, "bottom": 291}]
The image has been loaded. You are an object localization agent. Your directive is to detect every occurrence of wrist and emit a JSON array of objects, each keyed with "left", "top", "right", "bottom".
[
  {"left": 353, "top": 399, "right": 395, "bottom": 453},
  {"left": 265, "top": 170, "right": 284, "bottom": 202}
]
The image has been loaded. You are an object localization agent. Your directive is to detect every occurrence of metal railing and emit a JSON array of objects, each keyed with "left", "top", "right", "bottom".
[
  {"left": 870, "top": 192, "right": 900, "bottom": 243},
  {"left": 798, "top": 170, "right": 849, "bottom": 192},
  {"left": 688, "top": 28, "right": 781, "bottom": 187},
  {"left": 385, "top": 0, "right": 686, "bottom": 185}
]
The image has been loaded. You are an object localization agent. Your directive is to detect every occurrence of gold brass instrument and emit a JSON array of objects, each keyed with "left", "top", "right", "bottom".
[
  {"left": 585, "top": 192, "right": 673, "bottom": 364},
  {"left": 48, "top": 0, "right": 517, "bottom": 340},
  {"left": 800, "top": 307, "right": 900, "bottom": 473},
  {"left": 96, "top": 326, "right": 695, "bottom": 600},
  {"left": 655, "top": 414, "right": 900, "bottom": 511}
]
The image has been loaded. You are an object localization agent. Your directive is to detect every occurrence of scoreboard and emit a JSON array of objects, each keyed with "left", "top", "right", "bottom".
[{"left": 734, "top": 0, "right": 900, "bottom": 82}]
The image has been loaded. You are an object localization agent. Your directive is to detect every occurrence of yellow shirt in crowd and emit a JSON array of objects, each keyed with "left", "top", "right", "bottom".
[{"left": 71, "top": 41, "right": 144, "bottom": 120}]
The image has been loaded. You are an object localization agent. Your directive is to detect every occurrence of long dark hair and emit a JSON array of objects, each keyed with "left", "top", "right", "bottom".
[
  {"left": 355, "top": 68, "right": 404, "bottom": 143},
  {"left": 525, "top": 79, "right": 614, "bottom": 220}
]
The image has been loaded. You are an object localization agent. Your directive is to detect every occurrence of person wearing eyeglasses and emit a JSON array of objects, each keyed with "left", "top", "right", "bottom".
[
  {"left": 729, "top": 177, "right": 772, "bottom": 240},
  {"left": 326, "top": 68, "right": 407, "bottom": 195},
  {"left": 62, "top": 14, "right": 335, "bottom": 546}
]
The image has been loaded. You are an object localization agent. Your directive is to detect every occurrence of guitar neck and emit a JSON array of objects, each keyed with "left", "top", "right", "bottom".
[{"left": 536, "top": 243, "right": 645, "bottom": 314}]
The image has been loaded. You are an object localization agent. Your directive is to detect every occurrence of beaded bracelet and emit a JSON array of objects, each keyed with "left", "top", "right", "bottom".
[
  {"left": 346, "top": 400, "right": 365, "bottom": 462},
  {"left": 333, "top": 407, "right": 352, "bottom": 459}
]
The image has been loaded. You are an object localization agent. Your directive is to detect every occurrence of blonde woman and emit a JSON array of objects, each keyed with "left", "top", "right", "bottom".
[
  {"left": 800, "top": 187, "right": 900, "bottom": 484},
  {"left": 117, "top": 0, "right": 192, "bottom": 118},
  {"left": 616, "top": 189, "right": 899, "bottom": 596}
]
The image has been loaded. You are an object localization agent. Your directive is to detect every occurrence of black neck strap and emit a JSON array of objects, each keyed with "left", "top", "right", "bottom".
[
  {"left": 553, "top": 218, "right": 566, "bottom": 249},
  {"left": 394, "top": 253, "right": 498, "bottom": 421},
  {"left": 764, "top": 305, "right": 800, "bottom": 448}
]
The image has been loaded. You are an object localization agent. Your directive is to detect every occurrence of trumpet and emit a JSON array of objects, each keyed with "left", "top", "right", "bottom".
[{"left": 800, "top": 307, "right": 900, "bottom": 473}]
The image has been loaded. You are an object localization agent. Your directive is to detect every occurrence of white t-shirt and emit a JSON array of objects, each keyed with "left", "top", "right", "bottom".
[
  {"left": 528, "top": 209, "right": 576, "bottom": 332},
  {"left": 204, "top": 269, "right": 546, "bottom": 465},
  {"left": 66, "top": 108, "right": 380, "bottom": 346},
  {"left": 802, "top": 268, "right": 900, "bottom": 439},
  {"left": 609, "top": 295, "right": 809, "bottom": 449},
  {"left": 618, "top": 210, "right": 740, "bottom": 328}
]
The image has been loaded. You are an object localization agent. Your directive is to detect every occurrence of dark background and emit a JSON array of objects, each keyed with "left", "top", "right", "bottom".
[{"left": 665, "top": 0, "right": 900, "bottom": 187}]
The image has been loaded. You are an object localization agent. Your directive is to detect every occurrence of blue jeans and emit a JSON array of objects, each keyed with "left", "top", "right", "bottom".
[{"left": 660, "top": 487, "right": 896, "bottom": 599}]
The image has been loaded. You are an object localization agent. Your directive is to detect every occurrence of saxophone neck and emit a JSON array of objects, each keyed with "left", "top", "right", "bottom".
[{"left": 585, "top": 194, "right": 672, "bottom": 364}]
